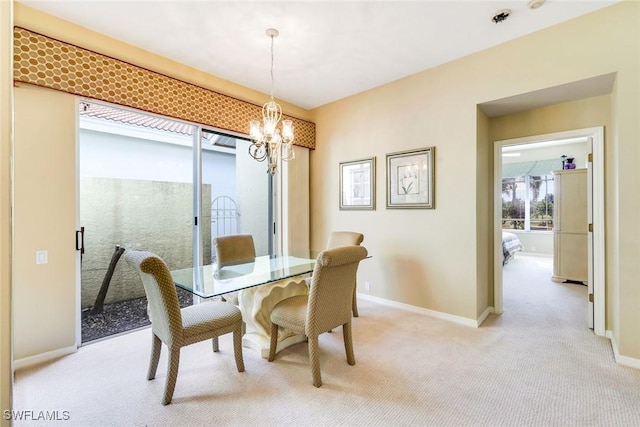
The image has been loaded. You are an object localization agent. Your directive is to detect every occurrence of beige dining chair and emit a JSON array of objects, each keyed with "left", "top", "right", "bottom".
[
  {"left": 213, "top": 234, "right": 256, "bottom": 305},
  {"left": 326, "top": 231, "right": 364, "bottom": 251},
  {"left": 214, "top": 234, "right": 257, "bottom": 268},
  {"left": 124, "top": 250, "right": 245, "bottom": 405},
  {"left": 268, "top": 245, "right": 368, "bottom": 387},
  {"left": 307, "top": 231, "right": 364, "bottom": 317}
]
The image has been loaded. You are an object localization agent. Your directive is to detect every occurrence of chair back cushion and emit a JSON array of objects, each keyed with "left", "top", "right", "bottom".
[
  {"left": 124, "top": 250, "right": 183, "bottom": 345},
  {"left": 326, "top": 231, "right": 364, "bottom": 249},
  {"left": 213, "top": 234, "right": 257, "bottom": 268},
  {"left": 307, "top": 245, "right": 367, "bottom": 335}
]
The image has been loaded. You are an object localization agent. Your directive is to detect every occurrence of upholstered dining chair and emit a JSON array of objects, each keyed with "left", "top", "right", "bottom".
[
  {"left": 306, "top": 231, "right": 364, "bottom": 317},
  {"left": 213, "top": 234, "right": 256, "bottom": 305},
  {"left": 268, "top": 245, "right": 368, "bottom": 387},
  {"left": 214, "top": 234, "right": 256, "bottom": 268},
  {"left": 326, "top": 231, "right": 364, "bottom": 251},
  {"left": 124, "top": 250, "right": 245, "bottom": 405}
]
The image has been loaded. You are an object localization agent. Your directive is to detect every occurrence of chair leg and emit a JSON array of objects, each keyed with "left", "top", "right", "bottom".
[
  {"left": 352, "top": 288, "right": 359, "bottom": 317},
  {"left": 162, "top": 347, "right": 180, "bottom": 405},
  {"left": 268, "top": 322, "right": 279, "bottom": 362},
  {"left": 233, "top": 323, "right": 245, "bottom": 372},
  {"left": 343, "top": 322, "right": 356, "bottom": 366},
  {"left": 147, "top": 334, "right": 162, "bottom": 381},
  {"left": 308, "top": 335, "right": 322, "bottom": 387},
  {"left": 212, "top": 336, "right": 219, "bottom": 353}
]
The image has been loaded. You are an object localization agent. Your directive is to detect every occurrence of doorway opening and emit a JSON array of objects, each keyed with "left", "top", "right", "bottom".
[{"left": 494, "top": 127, "right": 605, "bottom": 336}]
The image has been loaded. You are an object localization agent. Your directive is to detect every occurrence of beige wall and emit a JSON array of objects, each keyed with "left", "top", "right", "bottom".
[
  {"left": 283, "top": 146, "right": 310, "bottom": 258},
  {"left": 310, "top": 2, "right": 639, "bottom": 360},
  {"left": 490, "top": 96, "right": 611, "bottom": 143},
  {"left": 13, "top": 84, "right": 77, "bottom": 360},
  {"left": 1, "top": 0, "right": 14, "bottom": 423},
  {"left": 312, "top": 82, "right": 479, "bottom": 318},
  {"left": 515, "top": 233, "right": 553, "bottom": 256},
  {"left": 476, "top": 108, "right": 491, "bottom": 316}
]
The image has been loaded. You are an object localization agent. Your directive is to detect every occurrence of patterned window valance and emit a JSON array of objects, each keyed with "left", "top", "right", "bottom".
[{"left": 13, "top": 27, "right": 316, "bottom": 149}]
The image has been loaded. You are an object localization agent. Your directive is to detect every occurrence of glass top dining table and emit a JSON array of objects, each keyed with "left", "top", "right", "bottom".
[{"left": 170, "top": 255, "right": 316, "bottom": 299}]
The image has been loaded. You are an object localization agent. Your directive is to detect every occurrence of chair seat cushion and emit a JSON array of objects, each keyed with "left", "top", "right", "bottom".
[
  {"left": 270, "top": 295, "right": 308, "bottom": 334},
  {"left": 181, "top": 301, "right": 242, "bottom": 339}
]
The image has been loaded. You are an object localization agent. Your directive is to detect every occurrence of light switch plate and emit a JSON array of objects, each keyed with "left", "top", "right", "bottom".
[{"left": 36, "top": 250, "right": 48, "bottom": 265}]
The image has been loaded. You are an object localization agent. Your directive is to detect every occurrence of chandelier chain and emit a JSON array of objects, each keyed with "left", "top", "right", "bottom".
[{"left": 269, "top": 34, "right": 275, "bottom": 99}]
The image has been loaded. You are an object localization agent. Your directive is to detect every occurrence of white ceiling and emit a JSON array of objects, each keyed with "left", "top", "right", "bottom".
[{"left": 18, "top": 0, "right": 620, "bottom": 110}]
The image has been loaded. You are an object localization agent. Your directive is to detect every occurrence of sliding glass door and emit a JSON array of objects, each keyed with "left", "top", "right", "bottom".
[
  {"left": 202, "top": 129, "right": 272, "bottom": 260},
  {"left": 78, "top": 102, "right": 272, "bottom": 343}
]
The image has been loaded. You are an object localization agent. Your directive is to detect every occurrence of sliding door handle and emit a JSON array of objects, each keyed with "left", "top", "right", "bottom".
[{"left": 76, "top": 226, "right": 85, "bottom": 255}]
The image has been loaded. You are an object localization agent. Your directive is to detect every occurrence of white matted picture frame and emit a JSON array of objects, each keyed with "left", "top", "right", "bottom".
[
  {"left": 339, "top": 157, "right": 376, "bottom": 210},
  {"left": 386, "top": 147, "right": 435, "bottom": 209}
]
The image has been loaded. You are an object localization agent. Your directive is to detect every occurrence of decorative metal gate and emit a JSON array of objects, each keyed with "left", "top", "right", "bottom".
[{"left": 211, "top": 195, "right": 241, "bottom": 247}]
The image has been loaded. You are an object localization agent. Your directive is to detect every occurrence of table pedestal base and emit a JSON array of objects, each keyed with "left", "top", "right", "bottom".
[
  {"left": 242, "top": 332, "right": 307, "bottom": 359},
  {"left": 238, "top": 276, "right": 309, "bottom": 359}
]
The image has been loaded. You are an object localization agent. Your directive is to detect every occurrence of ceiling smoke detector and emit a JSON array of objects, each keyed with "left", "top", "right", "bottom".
[
  {"left": 528, "top": 0, "right": 546, "bottom": 9},
  {"left": 492, "top": 9, "right": 511, "bottom": 24}
]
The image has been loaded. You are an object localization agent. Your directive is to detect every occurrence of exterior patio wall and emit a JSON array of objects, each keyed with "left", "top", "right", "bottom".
[{"left": 80, "top": 177, "right": 211, "bottom": 308}]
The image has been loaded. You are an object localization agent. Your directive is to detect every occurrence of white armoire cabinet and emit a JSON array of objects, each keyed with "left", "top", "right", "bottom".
[{"left": 552, "top": 168, "right": 588, "bottom": 283}]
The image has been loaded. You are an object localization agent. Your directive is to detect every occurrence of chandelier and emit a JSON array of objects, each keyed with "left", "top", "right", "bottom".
[{"left": 249, "top": 28, "right": 295, "bottom": 174}]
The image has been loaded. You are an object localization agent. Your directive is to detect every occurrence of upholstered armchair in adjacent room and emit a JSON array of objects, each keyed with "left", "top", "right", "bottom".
[
  {"left": 268, "top": 245, "right": 368, "bottom": 387},
  {"left": 125, "top": 250, "right": 245, "bottom": 405}
]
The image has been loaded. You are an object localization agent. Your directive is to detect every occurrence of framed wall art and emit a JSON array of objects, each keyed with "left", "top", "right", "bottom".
[
  {"left": 386, "top": 147, "right": 435, "bottom": 209},
  {"left": 339, "top": 157, "right": 376, "bottom": 210}
]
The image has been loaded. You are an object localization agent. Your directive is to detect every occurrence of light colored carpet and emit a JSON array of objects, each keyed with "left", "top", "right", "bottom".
[{"left": 13, "top": 254, "right": 640, "bottom": 426}]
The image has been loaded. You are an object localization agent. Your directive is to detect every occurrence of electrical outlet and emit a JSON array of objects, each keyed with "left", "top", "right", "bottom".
[{"left": 364, "top": 281, "right": 370, "bottom": 292}]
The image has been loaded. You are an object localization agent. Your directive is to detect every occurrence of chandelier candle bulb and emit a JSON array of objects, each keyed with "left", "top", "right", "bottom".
[
  {"left": 282, "top": 120, "right": 294, "bottom": 140},
  {"left": 249, "top": 120, "right": 263, "bottom": 143}
]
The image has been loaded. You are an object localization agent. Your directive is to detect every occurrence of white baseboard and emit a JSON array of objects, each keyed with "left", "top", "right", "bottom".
[
  {"left": 606, "top": 330, "right": 640, "bottom": 370},
  {"left": 476, "top": 306, "right": 494, "bottom": 326},
  {"left": 519, "top": 252, "right": 553, "bottom": 258},
  {"left": 357, "top": 293, "right": 488, "bottom": 328},
  {"left": 14, "top": 345, "right": 77, "bottom": 370}
]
